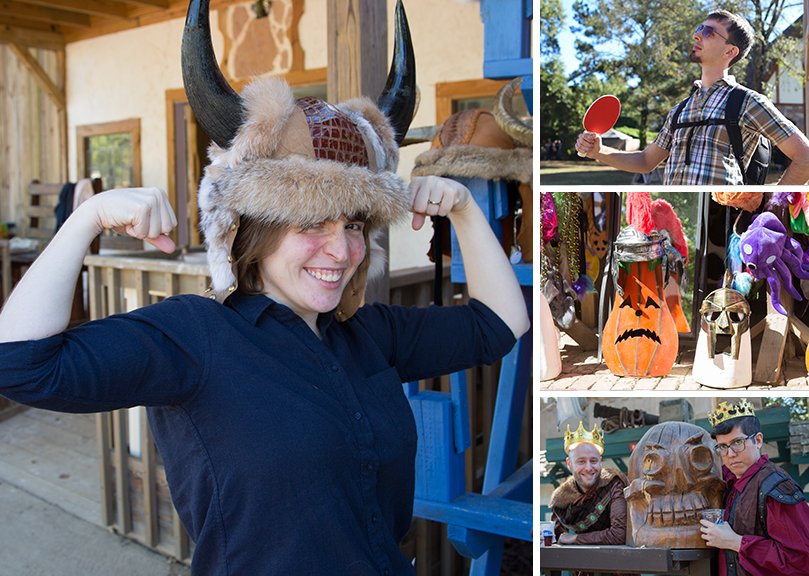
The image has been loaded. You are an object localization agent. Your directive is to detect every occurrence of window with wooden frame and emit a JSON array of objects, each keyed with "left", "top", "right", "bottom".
[
  {"left": 434, "top": 78, "right": 529, "bottom": 125},
  {"left": 77, "top": 119, "right": 141, "bottom": 190},
  {"left": 76, "top": 118, "right": 142, "bottom": 249}
]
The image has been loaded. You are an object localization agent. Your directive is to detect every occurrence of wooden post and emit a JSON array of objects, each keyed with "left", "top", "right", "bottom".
[
  {"left": 804, "top": 0, "right": 809, "bottom": 137},
  {"left": 327, "top": 0, "right": 390, "bottom": 305}
]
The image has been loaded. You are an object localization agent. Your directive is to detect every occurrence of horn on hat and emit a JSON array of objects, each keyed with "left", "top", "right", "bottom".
[
  {"left": 181, "top": 0, "right": 244, "bottom": 149},
  {"left": 492, "top": 77, "right": 532, "bottom": 147},
  {"left": 377, "top": 0, "right": 417, "bottom": 146},
  {"left": 182, "top": 0, "right": 417, "bottom": 150}
]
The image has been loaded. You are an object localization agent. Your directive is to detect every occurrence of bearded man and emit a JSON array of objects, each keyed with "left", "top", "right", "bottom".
[{"left": 550, "top": 422, "right": 628, "bottom": 557}]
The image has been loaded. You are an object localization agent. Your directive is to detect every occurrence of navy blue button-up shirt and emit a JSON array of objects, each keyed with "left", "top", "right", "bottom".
[{"left": 0, "top": 292, "right": 515, "bottom": 575}]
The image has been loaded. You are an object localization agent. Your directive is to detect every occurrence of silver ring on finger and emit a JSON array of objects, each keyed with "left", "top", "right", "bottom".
[{"left": 428, "top": 200, "right": 441, "bottom": 206}]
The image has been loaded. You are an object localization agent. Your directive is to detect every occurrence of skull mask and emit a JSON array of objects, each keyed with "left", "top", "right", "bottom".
[
  {"left": 700, "top": 287, "right": 750, "bottom": 360},
  {"left": 625, "top": 422, "right": 726, "bottom": 548}
]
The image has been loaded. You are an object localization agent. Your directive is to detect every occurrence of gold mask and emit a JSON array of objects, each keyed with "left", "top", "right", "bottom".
[{"left": 700, "top": 287, "right": 750, "bottom": 360}]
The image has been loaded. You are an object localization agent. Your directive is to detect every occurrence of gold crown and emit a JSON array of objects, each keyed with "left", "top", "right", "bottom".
[
  {"left": 708, "top": 399, "right": 756, "bottom": 428},
  {"left": 564, "top": 422, "right": 604, "bottom": 454}
]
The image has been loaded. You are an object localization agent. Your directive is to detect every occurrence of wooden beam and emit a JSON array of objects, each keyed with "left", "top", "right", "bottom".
[
  {"left": 117, "top": 0, "right": 168, "bottom": 8},
  {"left": 0, "top": 13, "right": 59, "bottom": 31},
  {"left": 0, "top": 23, "right": 63, "bottom": 50},
  {"left": 0, "top": 0, "right": 91, "bottom": 28},
  {"left": 327, "top": 0, "right": 389, "bottom": 305},
  {"left": 24, "top": 0, "right": 127, "bottom": 19},
  {"left": 62, "top": 0, "right": 244, "bottom": 43},
  {"left": 8, "top": 42, "right": 65, "bottom": 109},
  {"left": 327, "top": 0, "right": 387, "bottom": 102}
]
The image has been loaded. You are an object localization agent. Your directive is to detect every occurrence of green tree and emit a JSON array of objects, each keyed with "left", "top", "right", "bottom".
[
  {"left": 745, "top": 0, "right": 804, "bottom": 94},
  {"left": 572, "top": 0, "right": 705, "bottom": 148},
  {"left": 763, "top": 397, "right": 809, "bottom": 420},
  {"left": 540, "top": 0, "right": 565, "bottom": 58}
]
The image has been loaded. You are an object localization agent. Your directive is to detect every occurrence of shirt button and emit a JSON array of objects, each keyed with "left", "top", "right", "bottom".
[
  {"left": 367, "top": 462, "right": 374, "bottom": 471},
  {"left": 354, "top": 412, "right": 362, "bottom": 420},
  {"left": 330, "top": 364, "right": 339, "bottom": 372},
  {"left": 383, "top": 570, "right": 389, "bottom": 576},
  {"left": 372, "top": 514, "right": 378, "bottom": 523}
]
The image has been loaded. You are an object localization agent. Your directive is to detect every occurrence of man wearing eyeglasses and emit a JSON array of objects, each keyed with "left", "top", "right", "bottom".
[
  {"left": 575, "top": 10, "right": 809, "bottom": 185},
  {"left": 700, "top": 400, "right": 809, "bottom": 576}
]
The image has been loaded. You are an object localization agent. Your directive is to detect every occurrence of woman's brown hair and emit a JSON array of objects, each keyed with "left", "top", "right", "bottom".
[{"left": 230, "top": 217, "right": 289, "bottom": 295}]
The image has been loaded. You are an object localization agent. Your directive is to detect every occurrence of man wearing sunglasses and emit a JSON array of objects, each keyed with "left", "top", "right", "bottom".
[
  {"left": 575, "top": 10, "right": 809, "bottom": 185},
  {"left": 700, "top": 400, "right": 809, "bottom": 576}
]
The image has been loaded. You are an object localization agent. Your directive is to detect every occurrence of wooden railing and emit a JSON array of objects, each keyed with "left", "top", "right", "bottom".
[{"left": 86, "top": 253, "right": 533, "bottom": 574}]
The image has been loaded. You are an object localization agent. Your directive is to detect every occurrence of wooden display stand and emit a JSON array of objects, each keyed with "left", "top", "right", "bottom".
[
  {"left": 751, "top": 288, "right": 809, "bottom": 384},
  {"left": 408, "top": 175, "right": 532, "bottom": 576}
]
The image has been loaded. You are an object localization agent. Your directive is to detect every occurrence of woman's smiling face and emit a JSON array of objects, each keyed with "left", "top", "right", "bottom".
[{"left": 258, "top": 217, "right": 366, "bottom": 324}]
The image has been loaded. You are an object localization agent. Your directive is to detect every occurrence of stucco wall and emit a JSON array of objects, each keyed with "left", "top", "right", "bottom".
[{"left": 64, "top": 0, "right": 489, "bottom": 271}]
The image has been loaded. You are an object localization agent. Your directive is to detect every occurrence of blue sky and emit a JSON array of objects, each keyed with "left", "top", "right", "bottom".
[{"left": 555, "top": 0, "right": 804, "bottom": 76}]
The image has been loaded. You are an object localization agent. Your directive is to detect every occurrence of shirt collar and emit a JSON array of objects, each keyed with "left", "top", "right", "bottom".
[
  {"left": 224, "top": 290, "right": 337, "bottom": 333},
  {"left": 724, "top": 453, "right": 769, "bottom": 492},
  {"left": 693, "top": 75, "right": 736, "bottom": 91}
]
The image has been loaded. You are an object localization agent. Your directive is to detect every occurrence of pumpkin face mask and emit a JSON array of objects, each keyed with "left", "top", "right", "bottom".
[
  {"left": 625, "top": 421, "right": 726, "bottom": 548},
  {"left": 603, "top": 259, "right": 678, "bottom": 377}
]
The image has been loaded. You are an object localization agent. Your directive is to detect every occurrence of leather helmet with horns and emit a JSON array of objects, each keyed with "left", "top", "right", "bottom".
[
  {"left": 182, "top": 0, "right": 418, "bottom": 319},
  {"left": 182, "top": 0, "right": 417, "bottom": 149}
]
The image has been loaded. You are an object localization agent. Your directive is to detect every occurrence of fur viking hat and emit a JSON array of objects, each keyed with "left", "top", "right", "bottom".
[{"left": 182, "top": 0, "right": 417, "bottom": 319}]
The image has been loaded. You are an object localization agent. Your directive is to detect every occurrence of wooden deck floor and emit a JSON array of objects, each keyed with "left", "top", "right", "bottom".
[
  {"left": 540, "top": 335, "right": 809, "bottom": 391},
  {"left": 0, "top": 408, "right": 101, "bottom": 527}
]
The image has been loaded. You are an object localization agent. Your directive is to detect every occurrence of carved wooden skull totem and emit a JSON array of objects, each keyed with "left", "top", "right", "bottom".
[{"left": 625, "top": 421, "right": 726, "bottom": 548}]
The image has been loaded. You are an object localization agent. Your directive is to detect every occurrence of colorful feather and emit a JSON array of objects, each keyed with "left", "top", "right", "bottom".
[
  {"left": 572, "top": 275, "right": 595, "bottom": 300},
  {"left": 626, "top": 191, "right": 654, "bottom": 234},
  {"left": 650, "top": 198, "right": 688, "bottom": 263},
  {"left": 766, "top": 191, "right": 799, "bottom": 210},
  {"left": 540, "top": 191, "right": 558, "bottom": 247}
]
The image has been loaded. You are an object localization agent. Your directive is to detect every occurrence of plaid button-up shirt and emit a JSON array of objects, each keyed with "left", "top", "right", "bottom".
[{"left": 653, "top": 76, "right": 798, "bottom": 185}]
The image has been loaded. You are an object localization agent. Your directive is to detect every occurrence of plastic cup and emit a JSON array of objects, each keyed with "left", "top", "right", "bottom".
[{"left": 700, "top": 509, "right": 725, "bottom": 524}]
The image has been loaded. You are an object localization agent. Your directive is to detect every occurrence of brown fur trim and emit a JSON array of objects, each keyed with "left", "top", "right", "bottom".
[
  {"left": 212, "top": 77, "right": 298, "bottom": 167},
  {"left": 336, "top": 97, "right": 399, "bottom": 172},
  {"left": 204, "top": 156, "right": 410, "bottom": 229},
  {"left": 197, "top": 76, "right": 409, "bottom": 298},
  {"left": 412, "top": 145, "right": 533, "bottom": 184},
  {"left": 198, "top": 155, "right": 409, "bottom": 292},
  {"left": 549, "top": 468, "right": 627, "bottom": 510}
]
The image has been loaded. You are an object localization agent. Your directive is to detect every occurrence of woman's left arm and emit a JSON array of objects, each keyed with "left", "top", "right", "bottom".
[{"left": 409, "top": 176, "right": 530, "bottom": 339}]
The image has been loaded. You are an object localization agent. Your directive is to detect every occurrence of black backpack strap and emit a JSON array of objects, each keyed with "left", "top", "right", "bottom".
[
  {"left": 671, "top": 86, "right": 701, "bottom": 165},
  {"left": 725, "top": 86, "right": 749, "bottom": 184}
]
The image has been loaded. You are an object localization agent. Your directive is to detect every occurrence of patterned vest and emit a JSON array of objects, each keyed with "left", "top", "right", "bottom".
[
  {"left": 725, "top": 460, "right": 805, "bottom": 576},
  {"left": 553, "top": 474, "right": 621, "bottom": 535}
]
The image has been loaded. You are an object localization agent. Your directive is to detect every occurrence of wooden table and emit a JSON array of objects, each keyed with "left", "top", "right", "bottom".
[{"left": 540, "top": 545, "right": 717, "bottom": 576}]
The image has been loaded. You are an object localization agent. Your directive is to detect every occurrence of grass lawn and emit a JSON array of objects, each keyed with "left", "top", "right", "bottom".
[
  {"left": 539, "top": 160, "right": 787, "bottom": 186},
  {"left": 539, "top": 160, "right": 637, "bottom": 186}
]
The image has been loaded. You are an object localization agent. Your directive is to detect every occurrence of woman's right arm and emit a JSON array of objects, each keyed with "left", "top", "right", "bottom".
[{"left": 0, "top": 187, "right": 177, "bottom": 343}]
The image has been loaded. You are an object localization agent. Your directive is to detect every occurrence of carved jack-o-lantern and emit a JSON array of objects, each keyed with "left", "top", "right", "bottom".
[
  {"left": 625, "top": 422, "right": 726, "bottom": 548},
  {"left": 603, "top": 227, "right": 678, "bottom": 377}
]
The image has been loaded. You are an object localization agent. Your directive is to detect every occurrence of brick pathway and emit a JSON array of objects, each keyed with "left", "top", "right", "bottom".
[{"left": 541, "top": 336, "right": 809, "bottom": 391}]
